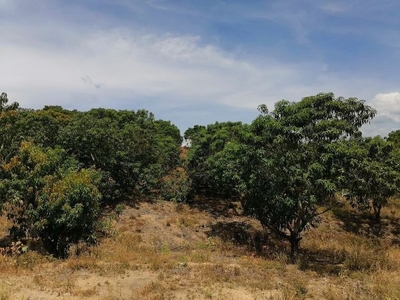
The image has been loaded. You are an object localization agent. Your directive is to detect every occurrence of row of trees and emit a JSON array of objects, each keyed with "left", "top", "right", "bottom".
[
  {"left": 185, "top": 93, "right": 400, "bottom": 258},
  {"left": 1, "top": 91, "right": 399, "bottom": 260},
  {"left": 0, "top": 93, "right": 182, "bottom": 257}
]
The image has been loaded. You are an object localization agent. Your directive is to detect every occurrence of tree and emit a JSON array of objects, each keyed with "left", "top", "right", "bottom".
[
  {"left": 0, "top": 141, "right": 102, "bottom": 257},
  {"left": 0, "top": 92, "right": 19, "bottom": 112},
  {"left": 240, "top": 93, "right": 376, "bottom": 259},
  {"left": 387, "top": 130, "right": 400, "bottom": 148},
  {"left": 185, "top": 122, "right": 248, "bottom": 197},
  {"left": 0, "top": 93, "right": 20, "bottom": 165},
  {"left": 341, "top": 136, "right": 400, "bottom": 221},
  {"left": 36, "top": 168, "right": 102, "bottom": 257},
  {"left": 15, "top": 106, "right": 74, "bottom": 148},
  {"left": 58, "top": 108, "right": 182, "bottom": 201}
]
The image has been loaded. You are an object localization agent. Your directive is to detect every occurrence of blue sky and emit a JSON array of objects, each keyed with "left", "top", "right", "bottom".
[{"left": 1, "top": 0, "right": 400, "bottom": 136}]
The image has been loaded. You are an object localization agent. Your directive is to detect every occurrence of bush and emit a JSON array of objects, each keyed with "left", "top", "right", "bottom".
[
  {"left": 160, "top": 167, "right": 192, "bottom": 202},
  {"left": 35, "top": 169, "right": 102, "bottom": 257},
  {"left": 0, "top": 142, "right": 102, "bottom": 257}
]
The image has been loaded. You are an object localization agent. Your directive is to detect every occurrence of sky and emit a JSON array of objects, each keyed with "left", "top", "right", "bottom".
[{"left": 1, "top": 0, "right": 400, "bottom": 136}]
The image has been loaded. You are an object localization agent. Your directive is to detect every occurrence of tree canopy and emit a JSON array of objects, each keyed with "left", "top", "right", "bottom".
[
  {"left": 2, "top": 91, "right": 400, "bottom": 261},
  {"left": 191, "top": 93, "right": 377, "bottom": 258},
  {"left": 185, "top": 121, "right": 248, "bottom": 198},
  {"left": 0, "top": 141, "right": 102, "bottom": 257},
  {"left": 340, "top": 136, "right": 400, "bottom": 221},
  {"left": 0, "top": 95, "right": 182, "bottom": 256}
]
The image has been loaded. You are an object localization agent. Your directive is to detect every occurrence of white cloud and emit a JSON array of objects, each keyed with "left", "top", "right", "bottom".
[
  {"left": 0, "top": 20, "right": 334, "bottom": 111},
  {"left": 0, "top": 22, "right": 383, "bottom": 118},
  {"left": 361, "top": 90, "right": 400, "bottom": 138},
  {"left": 371, "top": 92, "right": 400, "bottom": 122},
  {"left": 0, "top": 0, "right": 396, "bottom": 136}
]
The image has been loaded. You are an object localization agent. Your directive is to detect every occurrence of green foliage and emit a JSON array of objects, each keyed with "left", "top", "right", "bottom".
[
  {"left": 37, "top": 168, "right": 102, "bottom": 256},
  {"left": 340, "top": 136, "right": 400, "bottom": 220},
  {"left": 0, "top": 94, "right": 182, "bottom": 257},
  {"left": 2, "top": 90, "right": 393, "bottom": 264},
  {"left": 0, "top": 141, "right": 102, "bottom": 257},
  {"left": 0, "top": 92, "right": 19, "bottom": 112},
  {"left": 0, "top": 99, "right": 182, "bottom": 203},
  {"left": 114, "top": 204, "right": 125, "bottom": 218},
  {"left": 16, "top": 106, "right": 74, "bottom": 148},
  {"left": 185, "top": 122, "right": 248, "bottom": 197},
  {"left": 387, "top": 130, "right": 400, "bottom": 148},
  {"left": 0, "top": 92, "right": 20, "bottom": 165},
  {"left": 184, "top": 93, "right": 378, "bottom": 258},
  {"left": 59, "top": 108, "right": 182, "bottom": 200},
  {"left": 240, "top": 93, "right": 376, "bottom": 258}
]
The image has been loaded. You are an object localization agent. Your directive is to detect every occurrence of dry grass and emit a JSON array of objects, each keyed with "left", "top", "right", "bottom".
[{"left": 1, "top": 197, "right": 400, "bottom": 299}]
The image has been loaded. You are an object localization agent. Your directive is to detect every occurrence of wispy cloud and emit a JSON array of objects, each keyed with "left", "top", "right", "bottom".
[
  {"left": 0, "top": 15, "right": 317, "bottom": 108},
  {"left": 0, "top": 0, "right": 399, "bottom": 136},
  {"left": 319, "top": 2, "right": 350, "bottom": 13}
]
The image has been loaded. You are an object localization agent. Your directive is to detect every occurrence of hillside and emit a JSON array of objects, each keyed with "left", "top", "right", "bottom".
[{"left": 1, "top": 196, "right": 400, "bottom": 299}]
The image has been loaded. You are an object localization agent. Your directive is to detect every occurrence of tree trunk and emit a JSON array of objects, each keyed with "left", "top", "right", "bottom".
[
  {"left": 56, "top": 231, "right": 69, "bottom": 259},
  {"left": 42, "top": 237, "right": 58, "bottom": 257},
  {"left": 289, "top": 235, "right": 302, "bottom": 262},
  {"left": 373, "top": 204, "right": 382, "bottom": 223}
]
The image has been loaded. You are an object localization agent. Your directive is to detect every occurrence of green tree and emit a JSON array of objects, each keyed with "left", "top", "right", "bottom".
[
  {"left": 185, "top": 122, "right": 248, "bottom": 197},
  {"left": 240, "top": 93, "right": 376, "bottom": 259},
  {"left": 36, "top": 168, "right": 102, "bottom": 256},
  {"left": 0, "top": 141, "right": 102, "bottom": 257},
  {"left": 59, "top": 108, "right": 181, "bottom": 200},
  {"left": 0, "top": 92, "right": 20, "bottom": 165},
  {"left": 341, "top": 136, "right": 400, "bottom": 221},
  {"left": 387, "top": 130, "right": 400, "bottom": 148},
  {"left": 16, "top": 106, "right": 74, "bottom": 148}
]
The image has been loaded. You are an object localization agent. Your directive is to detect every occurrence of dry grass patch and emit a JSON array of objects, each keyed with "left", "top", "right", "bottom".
[{"left": 2, "top": 197, "right": 400, "bottom": 299}]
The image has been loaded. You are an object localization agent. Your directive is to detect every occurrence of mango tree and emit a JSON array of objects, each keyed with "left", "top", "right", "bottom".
[
  {"left": 185, "top": 122, "right": 248, "bottom": 197},
  {"left": 0, "top": 93, "right": 20, "bottom": 165},
  {"left": 0, "top": 141, "right": 102, "bottom": 257},
  {"left": 341, "top": 136, "right": 400, "bottom": 221},
  {"left": 240, "top": 93, "right": 376, "bottom": 259},
  {"left": 59, "top": 108, "right": 182, "bottom": 201}
]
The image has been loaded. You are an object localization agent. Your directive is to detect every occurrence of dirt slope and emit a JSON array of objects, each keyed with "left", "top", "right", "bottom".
[{"left": 1, "top": 197, "right": 400, "bottom": 299}]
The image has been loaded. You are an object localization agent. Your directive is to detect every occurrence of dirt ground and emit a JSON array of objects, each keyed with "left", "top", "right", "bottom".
[
  {"left": 2, "top": 197, "right": 400, "bottom": 299},
  {"left": 0, "top": 199, "right": 273, "bottom": 299}
]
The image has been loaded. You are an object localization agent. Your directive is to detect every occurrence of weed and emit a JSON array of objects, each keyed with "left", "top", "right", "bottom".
[
  {"left": 278, "top": 284, "right": 298, "bottom": 300},
  {"left": 344, "top": 243, "right": 394, "bottom": 272},
  {"left": 114, "top": 204, "right": 125, "bottom": 219}
]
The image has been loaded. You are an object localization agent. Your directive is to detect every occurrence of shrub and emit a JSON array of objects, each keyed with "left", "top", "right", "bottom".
[
  {"left": 160, "top": 167, "right": 192, "bottom": 202},
  {"left": 0, "top": 142, "right": 102, "bottom": 257}
]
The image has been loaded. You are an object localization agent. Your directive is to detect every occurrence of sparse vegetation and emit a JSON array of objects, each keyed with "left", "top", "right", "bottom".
[{"left": 0, "top": 198, "right": 400, "bottom": 299}]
